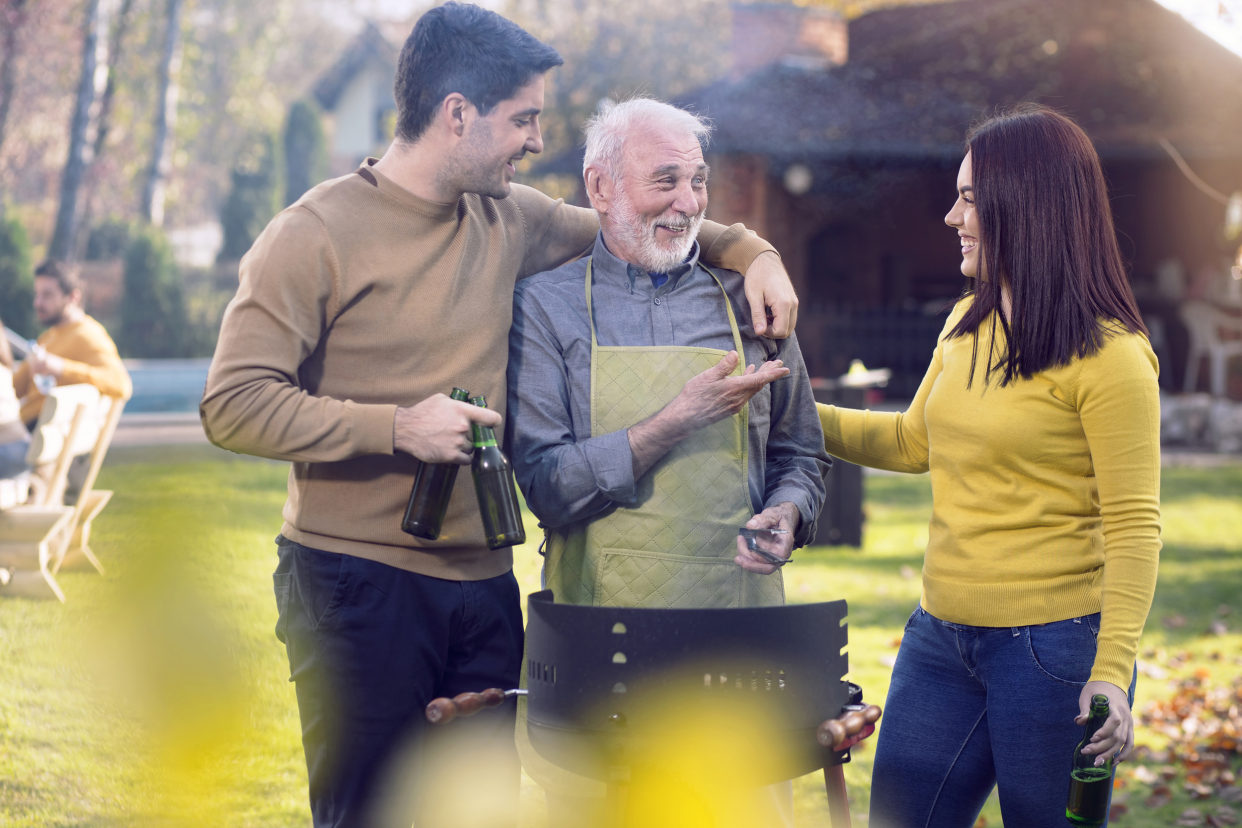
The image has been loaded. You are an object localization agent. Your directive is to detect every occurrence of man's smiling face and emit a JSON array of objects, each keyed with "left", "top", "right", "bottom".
[
  {"left": 450, "top": 75, "right": 546, "bottom": 199},
  {"left": 604, "top": 119, "right": 709, "bottom": 273}
]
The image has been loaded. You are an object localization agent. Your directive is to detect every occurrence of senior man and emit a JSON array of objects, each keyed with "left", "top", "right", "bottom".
[{"left": 506, "top": 99, "right": 830, "bottom": 826}]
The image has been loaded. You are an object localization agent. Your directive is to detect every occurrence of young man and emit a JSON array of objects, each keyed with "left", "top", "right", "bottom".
[
  {"left": 13, "top": 260, "right": 132, "bottom": 429},
  {"left": 201, "top": 5, "right": 797, "bottom": 826}
]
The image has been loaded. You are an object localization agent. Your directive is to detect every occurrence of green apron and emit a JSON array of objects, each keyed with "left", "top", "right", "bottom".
[{"left": 518, "top": 257, "right": 784, "bottom": 798}]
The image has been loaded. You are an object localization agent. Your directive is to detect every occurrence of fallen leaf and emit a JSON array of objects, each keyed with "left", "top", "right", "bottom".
[
  {"left": 1148, "top": 792, "right": 1172, "bottom": 808},
  {"left": 973, "top": 818, "right": 986, "bottom": 828},
  {"left": 1222, "top": 788, "right": 1242, "bottom": 804},
  {"left": 887, "top": 637, "right": 903, "bottom": 648},
  {"left": 1187, "top": 781, "right": 1215, "bottom": 799},
  {"left": 1219, "top": 605, "right": 1233, "bottom": 617},
  {"left": 899, "top": 565, "right": 915, "bottom": 580},
  {"left": 1166, "top": 615, "right": 1189, "bottom": 630},
  {"left": 1139, "top": 659, "right": 1169, "bottom": 680},
  {"left": 1214, "top": 806, "right": 1239, "bottom": 826},
  {"left": 879, "top": 655, "right": 898, "bottom": 668},
  {"left": 1110, "top": 803, "right": 1130, "bottom": 820},
  {"left": 1178, "top": 808, "right": 1206, "bottom": 826},
  {"left": 1209, "top": 621, "right": 1229, "bottom": 636},
  {"left": 1132, "top": 765, "right": 1159, "bottom": 784}
]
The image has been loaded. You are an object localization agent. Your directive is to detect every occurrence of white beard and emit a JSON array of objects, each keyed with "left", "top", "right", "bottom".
[{"left": 607, "top": 187, "right": 705, "bottom": 274}]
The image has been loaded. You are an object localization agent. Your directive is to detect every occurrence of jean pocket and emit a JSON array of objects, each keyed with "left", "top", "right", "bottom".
[
  {"left": 1026, "top": 617, "right": 1098, "bottom": 686},
  {"left": 904, "top": 605, "right": 922, "bottom": 631},
  {"left": 273, "top": 573, "right": 292, "bottom": 644},
  {"left": 292, "top": 545, "right": 355, "bottom": 631}
]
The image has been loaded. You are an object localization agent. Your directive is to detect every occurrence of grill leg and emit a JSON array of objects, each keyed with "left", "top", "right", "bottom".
[
  {"left": 605, "top": 766, "right": 630, "bottom": 828},
  {"left": 824, "top": 765, "right": 852, "bottom": 828}
]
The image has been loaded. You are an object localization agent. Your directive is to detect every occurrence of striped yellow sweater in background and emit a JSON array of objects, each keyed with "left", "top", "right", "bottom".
[{"left": 818, "top": 298, "right": 1160, "bottom": 689}]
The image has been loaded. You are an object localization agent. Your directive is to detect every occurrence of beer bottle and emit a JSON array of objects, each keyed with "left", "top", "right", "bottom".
[
  {"left": 1065, "top": 694, "right": 1114, "bottom": 827},
  {"left": 401, "top": 388, "right": 471, "bottom": 539},
  {"left": 469, "top": 396, "right": 526, "bottom": 550}
]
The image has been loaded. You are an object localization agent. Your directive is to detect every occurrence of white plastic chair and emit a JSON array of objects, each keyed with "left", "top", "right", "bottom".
[{"left": 1181, "top": 301, "right": 1242, "bottom": 397}]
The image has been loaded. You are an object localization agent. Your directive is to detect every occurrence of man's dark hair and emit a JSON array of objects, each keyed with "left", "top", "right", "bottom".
[
  {"left": 34, "top": 260, "right": 82, "bottom": 296},
  {"left": 394, "top": 3, "right": 562, "bottom": 143}
]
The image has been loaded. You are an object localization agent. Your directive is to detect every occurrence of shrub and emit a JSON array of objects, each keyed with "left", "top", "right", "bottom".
[
  {"left": 119, "top": 225, "right": 186, "bottom": 358},
  {"left": 218, "top": 132, "right": 284, "bottom": 262},
  {"left": 0, "top": 213, "right": 35, "bottom": 339},
  {"left": 283, "top": 99, "right": 328, "bottom": 207},
  {"left": 84, "top": 218, "right": 133, "bottom": 261}
]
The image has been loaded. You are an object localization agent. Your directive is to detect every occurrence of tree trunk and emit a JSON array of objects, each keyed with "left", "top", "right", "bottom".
[
  {"left": 0, "top": 0, "right": 31, "bottom": 162},
  {"left": 49, "top": 0, "right": 108, "bottom": 261},
  {"left": 74, "top": 0, "right": 136, "bottom": 259},
  {"left": 140, "top": 0, "right": 183, "bottom": 227}
]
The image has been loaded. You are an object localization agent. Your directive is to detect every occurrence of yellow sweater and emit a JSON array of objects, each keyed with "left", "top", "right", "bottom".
[
  {"left": 12, "top": 315, "right": 132, "bottom": 425},
  {"left": 818, "top": 298, "right": 1160, "bottom": 688}
]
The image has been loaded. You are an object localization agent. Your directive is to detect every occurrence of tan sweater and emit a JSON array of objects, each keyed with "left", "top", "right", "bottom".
[
  {"left": 201, "top": 161, "right": 775, "bottom": 580},
  {"left": 13, "top": 315, "right": 132, "bottom": 425}
]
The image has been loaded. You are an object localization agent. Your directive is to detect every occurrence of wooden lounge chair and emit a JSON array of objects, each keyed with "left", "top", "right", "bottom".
[
  {"left": 55, "top": 398, "right": 124, "bottom": 574},
  {"left": 0, "top": 402, "right": 87, "bottom": 601}
]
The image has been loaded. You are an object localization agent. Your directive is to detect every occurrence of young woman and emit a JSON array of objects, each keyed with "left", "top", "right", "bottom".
[{"left": 819, "top": 105, "right": 1160, "bottom": 825}]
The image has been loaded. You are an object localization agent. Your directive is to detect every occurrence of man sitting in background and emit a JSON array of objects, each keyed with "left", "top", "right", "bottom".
[
  {"left": 13, "top": 260, "right": 131, "bottom": 429},
  {"left": 13, "top": 260, "right": 131, "bottom": 501}
]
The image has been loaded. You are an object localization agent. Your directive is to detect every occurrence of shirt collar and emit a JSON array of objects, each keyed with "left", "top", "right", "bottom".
[{"left": 591, "top": 231, "right": 702, "bottom": 295}]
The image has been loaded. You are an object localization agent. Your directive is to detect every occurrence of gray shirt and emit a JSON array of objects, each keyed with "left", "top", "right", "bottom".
[{"left": 506, "top": 233, "right": 829, "bottom": 546}]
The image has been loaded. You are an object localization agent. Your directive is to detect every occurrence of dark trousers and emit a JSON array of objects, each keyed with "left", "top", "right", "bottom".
[{"left": 273, "top": 536, "right": 524, "bottom": 828}]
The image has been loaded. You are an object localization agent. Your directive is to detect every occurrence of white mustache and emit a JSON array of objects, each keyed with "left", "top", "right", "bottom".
[{"left": 654, "top": 215, "right": 695, "bottom": 230}]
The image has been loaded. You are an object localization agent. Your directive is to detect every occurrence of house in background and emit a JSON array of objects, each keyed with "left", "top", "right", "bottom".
[
  {"left": 692, "top": 0, "right": 1242, "bottom": 395},
  {"left": 312, "top": 21, "right": 407, "bottom": 176},
  {"left": 544, "top": 0, "right": 1242, "bottom": 396}
]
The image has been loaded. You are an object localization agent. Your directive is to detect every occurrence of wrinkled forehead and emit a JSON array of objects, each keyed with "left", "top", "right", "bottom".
[{"left": 621, "top": 120, "right": 706, "bottom": 178}]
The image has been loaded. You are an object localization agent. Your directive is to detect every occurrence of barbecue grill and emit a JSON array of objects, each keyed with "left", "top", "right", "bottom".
[{"left": 427, "top": 590, "right": 867, "bottom": 827}]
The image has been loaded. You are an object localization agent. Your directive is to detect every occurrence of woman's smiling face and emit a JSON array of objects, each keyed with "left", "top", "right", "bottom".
[{"left": 945, "top": 150, "right": 982, "bottom": 279}]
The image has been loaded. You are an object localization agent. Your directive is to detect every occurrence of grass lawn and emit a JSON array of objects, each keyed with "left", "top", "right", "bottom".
[{"left": 0, "top": 452, "right": 1239, "bottom": 826}]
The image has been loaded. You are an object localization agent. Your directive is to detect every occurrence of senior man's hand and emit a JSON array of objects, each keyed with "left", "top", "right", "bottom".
[
  {"left": 743, "top": 251, "right": 799, "bottom": 339},
  {"left": 735, "top": 501, "right": 799, "bottom": 574},
  {"left": 628, "top": 352, "right": 789, "bottom": 480}
]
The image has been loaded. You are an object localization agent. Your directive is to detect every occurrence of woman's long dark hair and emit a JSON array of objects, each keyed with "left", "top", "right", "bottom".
[{"left": 948, "top": 104, "right": 1147, "bottom": 386}]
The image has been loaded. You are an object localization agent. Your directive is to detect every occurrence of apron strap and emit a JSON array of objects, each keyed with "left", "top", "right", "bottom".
[{"left": 584, "top": 257, "right": 747, "bottom": 365}]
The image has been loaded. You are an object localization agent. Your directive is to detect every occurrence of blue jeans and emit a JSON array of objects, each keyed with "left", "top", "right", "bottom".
[
  {"left": 0, "top": 437, "right": 30, "bottom": 479},
  {"left": 870, "top": 605, "right": 1135, "bottom": 828},
  {"left": 274, "top": 537, "right": 524, "bottom": 828}
]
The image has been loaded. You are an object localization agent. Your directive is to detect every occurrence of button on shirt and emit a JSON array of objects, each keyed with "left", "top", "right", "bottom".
[{"left": 506, "top": 233, "right": 830, "bottom": 546}]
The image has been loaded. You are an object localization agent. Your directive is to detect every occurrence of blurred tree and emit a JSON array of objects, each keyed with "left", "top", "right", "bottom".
[
  {"left": 283, "top": 98, "right": 327, "bottom": 207},
  {"left": 506, "top": 0, "right": 732, "bottom": 165},
  {"left": 0, "top": 0, "right": 32, "bottom": 166},
  {"left": 84, "top": 217, "right": 132, "bottom": 261},
  {"left": 119, "top": 224, "right": 185, "bottom": 357},
  {"left": 49, "top": 0, "right": 109, "bottom": 260},
  {"left": 0, "top": 212, "right": 35, "bottom": 339},
  {"left": 141, "top": 0, "right": 184, "bottom": 227},
  {"left": 218, "top": 131, "right": 283, "bottom": 262},
  {"left": 75, "top": 0, "right": 139, "bottom": 260}
]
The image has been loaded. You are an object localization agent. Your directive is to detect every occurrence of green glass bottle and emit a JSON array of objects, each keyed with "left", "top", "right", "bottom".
[
  {"left": 401, "top": 388, "right": 471, "bottom": 540},
  {"left": 469, "top": 396, "right": 526, "bottom": 550},
  {"left": 1065, "top": 694, "right": 1114, "bottom": 827}
]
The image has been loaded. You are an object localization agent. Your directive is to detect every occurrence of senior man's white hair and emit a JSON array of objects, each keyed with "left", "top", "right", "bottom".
[{"left": 582, "top": 98, "right": 713, "bottom": 179}]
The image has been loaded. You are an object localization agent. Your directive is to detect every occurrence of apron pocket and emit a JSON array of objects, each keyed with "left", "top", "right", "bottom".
[{"left": 595, "top": 547, "right": 743, "bottom": 609}]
